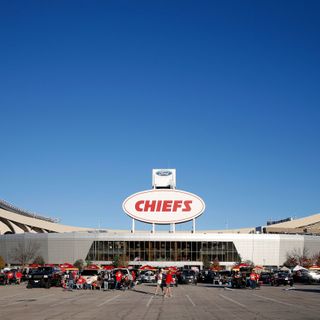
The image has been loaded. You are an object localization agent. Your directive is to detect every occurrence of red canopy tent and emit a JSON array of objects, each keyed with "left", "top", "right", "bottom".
[
  {"left": 232, "top": 263, "right": 251, "bottom": 271},
  {"left": 59, "top": 263, "right": 78, "bottom": 271},
  {"left": 44, "top": 264, "right": 55, "bottom": 267},
  {"left": 309, "top": 265, "right": 320, "bottom": 270},
  {"left": 139, "top": 265, "right": 157, "bottom": 271},
  {"left": 102, "top": 265, "right": 114, "bottom": 270},
  {"left": 85, "top": 264, "right": 101, "bottom": 270},
  {"left": 28, "top": 263, "right": 41, "bottom": 269}
]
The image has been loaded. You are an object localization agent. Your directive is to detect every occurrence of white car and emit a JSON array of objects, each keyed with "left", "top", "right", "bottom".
[
  {"left": 141, "top": 270, "right": 156, "bottom": 283},
  {"left": 81, "top": 269, "right": 100, "bottom": 283}
]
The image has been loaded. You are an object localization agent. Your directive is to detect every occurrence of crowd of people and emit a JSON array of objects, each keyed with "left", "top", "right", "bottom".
[{"left": 0, "top": 266, "right": 179, "bottom": 298}]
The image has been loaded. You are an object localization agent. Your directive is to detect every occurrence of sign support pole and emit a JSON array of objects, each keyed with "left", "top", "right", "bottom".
[
  {"left": 152, "top": 223, "right": 155, "bottom": 233},
  {"left": 172, "top": 223, "right": 175, "bottom": 233},
  {"left": 131, "top": 219, "right": 135, "bottom": 234},
  {"left": 192, "top": 218, "right": 196, "bottom": 233}
]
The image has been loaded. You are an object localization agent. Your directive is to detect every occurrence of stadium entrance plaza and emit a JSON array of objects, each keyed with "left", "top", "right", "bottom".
[{"left": 1, "top": 283, "right": 319, "bottom": 320}]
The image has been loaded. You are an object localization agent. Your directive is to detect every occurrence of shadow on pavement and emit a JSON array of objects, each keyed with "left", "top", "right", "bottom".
[
  {"left": 131, "top": 288, "right": 155, "bottom": 295},
  {"left": 292, "top": 288, "right": 320, "bottom": 293}
]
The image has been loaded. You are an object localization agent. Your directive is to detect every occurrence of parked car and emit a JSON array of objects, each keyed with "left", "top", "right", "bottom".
[
  {"left": 216, "top": 271, "right": 232, "bottom": 285},
  {"left": 178, "top": 269, "right": 197, "bottom": 285},
  {"left": 139, "top": 270, "right": 156, "bottom": 283},
  {"left": 27, "top": 267, "right": 62, "bottom": 288},
  {"left": 293, "top": 270, "right": 320, "bottom": 284},
  {"left": 108, "top": 268, "right": 133, "bottom": 289},
  {"left": 198, "top": 270, "right": 215, "bottom": 283},
  {"left": 270, "top": 272, "right": 293, "bottom": 286},
  {"left": 259, "top": 272, "right": 272, "bottom": 285}
]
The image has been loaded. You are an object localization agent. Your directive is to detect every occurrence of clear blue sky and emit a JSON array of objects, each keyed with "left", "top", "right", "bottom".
[{"left": 1, "top": 1, "right": 319, "bottom": 231}]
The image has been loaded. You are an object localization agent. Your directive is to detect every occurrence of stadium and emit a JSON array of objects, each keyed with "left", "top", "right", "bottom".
[
  {"left": 1, "top": 169, "right": 320, "bottom": 268},
  {"left": 1, "top": 197, "right": 320, "bottom": 269}
]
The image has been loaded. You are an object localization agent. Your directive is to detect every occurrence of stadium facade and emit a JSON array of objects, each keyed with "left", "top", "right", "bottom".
[{"left": 1, "top": 198, "right": 320, "bottom": 268}]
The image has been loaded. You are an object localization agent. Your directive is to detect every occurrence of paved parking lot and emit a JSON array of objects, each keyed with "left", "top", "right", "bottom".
[{"left": 0, "top": 283, "right": 320, "bottom": 320}]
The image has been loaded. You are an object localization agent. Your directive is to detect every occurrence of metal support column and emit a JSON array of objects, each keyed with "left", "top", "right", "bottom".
[
  {"left": 131, "top": 219, "right": 135, "bottom": 234},
  {"left": 192, "top": 218, "right": 196, "bottom": 233},
  {"left": 152, "top": 223, "right": 155, "bottom": 233}
]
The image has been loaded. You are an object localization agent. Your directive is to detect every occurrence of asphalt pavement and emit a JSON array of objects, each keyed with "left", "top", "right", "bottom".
[{"left": 0, "top": 283, "right": 319, "bottom": 320}]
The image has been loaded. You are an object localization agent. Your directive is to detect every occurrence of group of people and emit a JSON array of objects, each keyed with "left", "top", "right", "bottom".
[
  {"left": 0, "top": 269, "right": 23, "bottom": 285},
  {"left": 232, "top": 270, "right": 260, "bottom": 289},
  {"left": 62, "top": 269, "right": 136, "bottom": 291}
]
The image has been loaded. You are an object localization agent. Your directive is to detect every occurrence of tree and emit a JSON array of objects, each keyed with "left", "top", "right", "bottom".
[
  {"left": 11, "top": 241, "right": 40, "bottom": 266},
  {"left": 284, "top": 248, "right": 312, "bottom": 268},
  {"left": 202, "top": 255, "right": 211, "bottom": 269},
  {"left": 112, "top": 255, "right": 129, "bottom": 268},
  {"left": 0, "top": 256, "right": 5, "bottom": 269},
  {"left": 33, "top": 255, "right": 45, "bottom": 265},
  {"left": 312, "top": 252, "right": 320, "bottom": 266},
  {"left": 74, "top": 259, "right": 84, "bottom": 271}
]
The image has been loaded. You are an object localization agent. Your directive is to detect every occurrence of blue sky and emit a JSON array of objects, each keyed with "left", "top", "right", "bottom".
[{"left": 1, "top": 1, "right": 320, "bottom": 231}]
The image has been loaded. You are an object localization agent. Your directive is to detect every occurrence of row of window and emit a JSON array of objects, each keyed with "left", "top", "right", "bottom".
[{"left": 86, "top": 241, "right": 240, "bottom": 262}]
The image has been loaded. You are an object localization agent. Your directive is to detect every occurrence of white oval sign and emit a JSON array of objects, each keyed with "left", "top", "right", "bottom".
[{"left": 122, "top": 189, "right": 205, "bottom": 224}]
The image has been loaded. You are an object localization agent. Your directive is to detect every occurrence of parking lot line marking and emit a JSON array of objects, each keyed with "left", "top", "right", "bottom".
[
  {"left": 250, "top": 293, "right": 295, "bottom": 307},
  {"left": 186, "top": 294, "right": 196, "bottom": 307},
  {"left": 97, "top": 294, "right": 120, "bottom": 307},
  {"left": 146, "top": 295, "right": 154, "bottom": 307},
  {"left": 219, "top": 294, "right": 247, "bottom": 309}
]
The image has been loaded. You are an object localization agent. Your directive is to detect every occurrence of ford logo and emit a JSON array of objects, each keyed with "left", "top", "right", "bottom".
[{"left": 156, "top": 170, "right": 172, "bottom": 176}]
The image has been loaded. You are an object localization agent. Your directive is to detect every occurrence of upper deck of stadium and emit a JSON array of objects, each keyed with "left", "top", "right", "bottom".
[{"left": 1, "top": 197, "right": 320, "bottom": 235}]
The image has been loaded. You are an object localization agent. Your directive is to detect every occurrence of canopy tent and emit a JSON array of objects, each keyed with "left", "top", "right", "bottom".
[
  {"left": 232, "top": 263, "right": 251, "bottom": 271},
  {"left": 85, "top": 264, "right": 101, "bottom": 270},
  {"left": 253, "top": 266, "right": 264, "bottom": 272},
  {"left": 292, "top": 265, "right": 307, "bottom": 272},
  {"left": 102, "top": 265, "right": 114, "bottom": 270},
  {"left": 59, "top": 263, "right": 78, "bottom": 271},
  {"left": 28, "top": 263, "right": 41, "bottom": 269},
  {"left": 139, "top": 265, "right": 157, "bottom": 271},
  {"left": 280, "top": 266, "right": 290, "bottom": 271},
  {"left": 309, "top": 265, "right": 320, "bottom": 270}
]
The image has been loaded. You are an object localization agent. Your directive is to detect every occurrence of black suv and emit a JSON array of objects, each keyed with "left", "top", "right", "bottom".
[
  {"left": 270, "top": 272, "right": 293, "bottom": 286},
  {"left": 27, "top": 267, "right": 62, "bottom": 289},
  {"left": 178, "top": 270, "right": 197, "bottom": 285}
]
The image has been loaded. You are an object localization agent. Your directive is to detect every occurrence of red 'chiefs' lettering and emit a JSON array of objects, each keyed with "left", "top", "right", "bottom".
[{"left": 135, "top": 200, "right": 192, "bottom": 212}]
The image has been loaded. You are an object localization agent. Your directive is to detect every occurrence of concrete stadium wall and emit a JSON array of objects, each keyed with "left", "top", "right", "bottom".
[{"left": 1, "top": 231, "right": 319, "bottom": 266}]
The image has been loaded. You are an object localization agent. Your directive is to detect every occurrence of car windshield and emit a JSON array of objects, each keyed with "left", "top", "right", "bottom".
[
  {"left": 183, "top": 270, "right": 194, "bottom": 276},
  {"left": 36, "top": 267, "right": 53, "bottom": 273}
]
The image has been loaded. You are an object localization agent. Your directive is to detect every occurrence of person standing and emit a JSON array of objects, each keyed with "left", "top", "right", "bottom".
[
  {"left": 154, "top": 269, "right": 163, "bottom": 295},
  {"left": 67, "top": 271, "right": 75, "bottom": 291},
  {"left": 103, "top": 271, "right": 110, "bottom": 291},
  {"left": 115, "top": 270, "right": 122, "bottom": 290},
  {"left": 164, "top": 270, "right": 173, "bottom": 298},
  {"left": 250, "top": 270, "right": 257, "bottom": 289}
]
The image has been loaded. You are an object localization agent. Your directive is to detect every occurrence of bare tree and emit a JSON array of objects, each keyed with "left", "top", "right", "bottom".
[
  {"left": 284, "top": 248, "right": 312, "bottom": 268},
  {"left": 11, "top": 241, "right": 40, "bottom": 266}
]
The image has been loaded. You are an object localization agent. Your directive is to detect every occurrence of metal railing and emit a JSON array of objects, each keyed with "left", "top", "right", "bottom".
[{"left": 0, "top": 198, "right": 59, "bottom": 223}]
